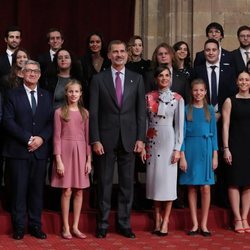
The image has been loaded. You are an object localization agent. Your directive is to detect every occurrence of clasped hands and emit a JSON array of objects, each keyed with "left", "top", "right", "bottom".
[{"left": 27, "top": 136, "right": 43, "bottom": 152}]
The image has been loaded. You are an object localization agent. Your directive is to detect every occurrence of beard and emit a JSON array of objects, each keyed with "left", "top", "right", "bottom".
[{"left": 240, "top": 42, "right": 250, "bottom": 49}]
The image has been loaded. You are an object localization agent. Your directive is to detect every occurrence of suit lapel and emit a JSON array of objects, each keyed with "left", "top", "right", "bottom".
[
  {"left": 20, "top": 86, "right": 33, "bottom": 115},
  {"left": 103, "top": 70, "right": 119, "bottom": 107},
  {"left": 122, "top": 69, "right": 133, "bottom": 106}
]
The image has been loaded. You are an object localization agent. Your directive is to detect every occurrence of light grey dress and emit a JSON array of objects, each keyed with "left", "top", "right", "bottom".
[{"left": 145, "top": 89, "right": 184, "bottom": 201}]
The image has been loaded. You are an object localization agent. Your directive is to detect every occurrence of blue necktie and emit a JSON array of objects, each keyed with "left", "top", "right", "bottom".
[
  {"left": 30, "top": 90, "right": 36, "bottom": 115},
  {"left": 210, "top": 66, "right": 217, "bottom": 106}
]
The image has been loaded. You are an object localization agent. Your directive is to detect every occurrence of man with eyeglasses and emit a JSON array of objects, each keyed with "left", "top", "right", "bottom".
[
  {"left": 2, "top": 60, "right": 53, "bottom": 240},
  {"left": 231, "top": 25, "right": 250, "bottom": 75},
  {"left": 194, "top": 22, "right": 233, "bottom": 67}
]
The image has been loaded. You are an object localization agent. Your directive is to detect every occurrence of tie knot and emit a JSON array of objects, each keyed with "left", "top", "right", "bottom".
[
  {"left": 210, "top": 65, "right": 216, "bottom": 71},
  {"left": 116, "top": 71, "right": 121, "bottom": 77},
  {"left": 30, "top": 90, "right": 35, "bottom": 95}
]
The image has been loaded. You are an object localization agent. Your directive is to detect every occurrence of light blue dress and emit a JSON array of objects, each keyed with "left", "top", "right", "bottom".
[{"left": 179, "top": 105, "right": 218, "bottom": 185}]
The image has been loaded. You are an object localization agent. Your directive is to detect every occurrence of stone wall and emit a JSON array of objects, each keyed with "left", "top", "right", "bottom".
[{"left": 134, "top": 0, "right": 250, "bottom": 60}]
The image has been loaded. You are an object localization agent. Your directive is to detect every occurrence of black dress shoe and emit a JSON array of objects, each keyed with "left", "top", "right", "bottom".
[
  {"left": 13, "top": 228, "right": 25, "bottom": 240},
  {"left": 200, "top": 229, "right": 211, "bottom": 237},
  {"left": 29, "top": 227, "right": 47, "bottom": 239},
  {"left": 157, "top": 231, "right": 168, "bottom": 237},
  {"left": 151, "top": 229, "right": 160, "bottom": 235},
  {"left": 96, "top": 228, "right": 107, "bottom": 238},
  {"left": 118, "top": 228, "right": 136, "bottom": 238},
  {"left": 187, "top": 229, "right": 200, "bottom": 236}
]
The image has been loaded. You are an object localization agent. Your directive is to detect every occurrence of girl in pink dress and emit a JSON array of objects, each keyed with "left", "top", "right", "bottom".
[{"left": 51, "top": 79, "right": 91, "bottom": 239}]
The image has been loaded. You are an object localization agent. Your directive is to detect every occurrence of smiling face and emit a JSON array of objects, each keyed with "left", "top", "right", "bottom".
[
  {"left": 65, "top": 83, "right": 82, "bottom": 105},
  {"left": 16, "top": 50, "right": 29, "bottom": 68},
  {"left": 192, "top": 83, "right": 207, "bottom": 103},
  {"left": 89, "top": 34, "right": 102, "bottom": 53},
  {"left": 176, "top": 43, "right": 188, "bottom": 60},
  {"left": 204, "top": 42, "right": 219, "bottom": 64},
  {"left": 131, "top": 38, "right": 143, "bottom": 57},
  {"left": 237, "top": 72, "right": 250, "bottom": 93},
  {"left": 108, "top": 43, "right": 128, "bottom": 70},
  {"left": 5, "top": 31, "right": 21, "bottom": 51},
  {"left": 156, "top": 69, "right": 171, "bottom": 90},
  {"left": 48, "top": 31, "right": 64, "bottom": 52},
  {"left": 57, "top": 50, "right": 71, "bottom": 70},
  {"left": 23, "top": 63, "right": 41, "bottom": 89}
]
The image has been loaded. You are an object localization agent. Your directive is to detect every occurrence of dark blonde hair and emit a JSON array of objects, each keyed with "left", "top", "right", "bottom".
[
  {"left": 60, "top": 79, "right": 88, "bottom": 122},
  {"left": 127, "top": 35, "right": 143, "bottom": 62},
  {"left": 187, "top": 78, "right": 211, "bottom": 122}
]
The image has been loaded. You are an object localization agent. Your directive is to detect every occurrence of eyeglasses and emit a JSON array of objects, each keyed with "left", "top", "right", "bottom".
[
  {"left": 24, "top": 69, "right": 41, "bottom": 74},
  {"left": 239, "top": 34, "right": 250, "bottom": 39},
  {"left": 208, "top": 30, "right": 221, "bottom": 34}
]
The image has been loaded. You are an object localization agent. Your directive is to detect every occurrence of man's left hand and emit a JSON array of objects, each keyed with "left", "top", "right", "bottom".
[
  {"left": 28, "top": 136, "right": 44, "bottom": 152},
  {"left": 134, "top": 140, "right": 144, "bottom": 153}
]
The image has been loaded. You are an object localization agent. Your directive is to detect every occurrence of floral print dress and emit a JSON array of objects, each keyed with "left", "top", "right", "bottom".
[{"left": 145, "top": 90, "right": 184, "bottom": 201}]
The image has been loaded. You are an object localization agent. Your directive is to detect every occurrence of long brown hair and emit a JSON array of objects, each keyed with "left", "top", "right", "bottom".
[
  {"left": 187, "top": 78, "right": 211, "bottom": 122},
  {"left": 60, "top": 79, "right": 88, "bottom": 122}
]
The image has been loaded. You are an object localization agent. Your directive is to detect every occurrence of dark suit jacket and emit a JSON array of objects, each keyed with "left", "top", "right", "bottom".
[
  {"left": 3, "top": 85, "right": 53, "bottom": 159},
  {"left": 89, "top": 68, "right": 146, "bottom": 153},
  {"left": 192, "top": 64, "right": 237, "bottom": 112},
  {"left": 0, "top": 52, "right": 11, "bottom": 78},
  {"left": 194, "top": 48, "right": 233, "bottom": 68},
  {"left": 230, "top": 48, "right": 246, "bottom": 76},
  {"left": 37, "top": 52, "right": 52, "bottom": 73}
]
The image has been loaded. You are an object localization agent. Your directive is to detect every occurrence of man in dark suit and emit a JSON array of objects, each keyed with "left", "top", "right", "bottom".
[
  {"left": 194, "top": 22, "right": 233, "bottom": 68},
  {"left": 37, "top": 28, "right": 64, "bottom": 87},
  {"left": 3, "top": 60, "right": 53, "bottom": 240},
  {"left": 0, "top": 26, "right": 22, "bottom": 77},
  {"left": 231, "top": 25, "right": 250, "bottom": 76},
  {"left": 89, "top": 40, "right": 146, "bottom": 239},
  {"left": 193, "top": 39, "right": 237, "bottom": 115},
  {"left": 193, "top": 39, "right": 237, "bottom": 208}
]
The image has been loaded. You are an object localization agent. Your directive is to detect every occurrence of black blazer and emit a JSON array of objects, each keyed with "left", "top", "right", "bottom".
[
  {"left": 192, "top": 64, "right": 237, "bottom": 112},
  {"left": 194, "top": 48, "right": 233, "bottom": 68},
  {"left": 89, "top": 68, "right": 146, "bottom": 153},
  {"left": 0, "top": 52, "right": 11, "bottom": 78},
  {"left": 3, "top": 85, "right": 53, "bottom": 159},
  {"left": 230, "top": 48, "right": 246, "bottom": 76}
]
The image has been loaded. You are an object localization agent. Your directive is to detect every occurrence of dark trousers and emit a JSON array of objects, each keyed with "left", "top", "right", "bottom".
[
  {"left": 96, "top": 145, "right": 135, "bottom": 230},
  {"left": 7, "top": 155, "right": 47, "bottom": 230}
]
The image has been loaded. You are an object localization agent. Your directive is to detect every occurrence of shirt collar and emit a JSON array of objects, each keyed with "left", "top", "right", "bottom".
[
  {"left": 111, "top": 66, "right": 125, "bottom": 75},
  {"left": 23, "top": 84, "right": 38, "bottom": 93},
  {"left": 206, "top": 61, "right": 220, "bottom": 69},
  {"left": 6, "top": 49, "right": 13, "bottom": 56}
]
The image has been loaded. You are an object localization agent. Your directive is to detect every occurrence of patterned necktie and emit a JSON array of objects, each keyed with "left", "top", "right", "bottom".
[
  {"left": 115, "top": 72, "right": 122, "bottom": 107},
  {"left": 210, "top": 66, "right": 218, "bottom": 106},
  {"left": 30, "top": 90, "right": 37, "bottom": 115}
]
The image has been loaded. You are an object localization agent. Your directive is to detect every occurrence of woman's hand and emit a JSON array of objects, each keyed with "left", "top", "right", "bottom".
[
  {"left": 212, "top": 151, "right": 218, "bottom": 170},
  {"left": 140, "top": 148, "right": 147, "bottom": 164},
  {"left": 85, "top": 161, "right": 92, "bottom": 175},
  {"left": 223, "top": 148, "right": 232, "bottom": 165},
  {"left": 179, "top": 157, "right": 187, "bottom": 172},
  {"left": 171, "top": 150, "right": 180, "bottom": 164},
  {"left": 56, "top": 161, "right": 64, "bottom": 176}
]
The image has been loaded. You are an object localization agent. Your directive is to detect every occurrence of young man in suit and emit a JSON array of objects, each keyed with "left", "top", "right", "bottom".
[
  {"left": 0, "top": 26, "right": 22, "bottom": 77},
  {"left": 193, "top": 39, "right": 237, "bottom": 208},
  {"left": 231, "top": 25, "right": 250, "bottom": 76},
  {"left": 3, "top": 60, "right": 53, "bottom": 240},
  {"left": 194, "top": 22, "right": 233, "bottom": 68},
  {"left": 89, "top": 40, "right": 146, "bottom": 239},
  {"left": 37, "top": 28, "right": 64, "bottom": 87}
]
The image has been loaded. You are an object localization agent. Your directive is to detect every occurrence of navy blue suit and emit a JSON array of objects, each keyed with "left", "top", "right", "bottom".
[
  {"left": 192, "top": 64, "right": 237, "bottom": 112},
  {"left": 0, "top": 52, "right": 11, "bottom": 78},
  {"left": 194, "top": 48, "right": 233, "bottom": 68},
  {"left": 3, "top": 85, "right": 53, "bottom": 230},
  {"left": 230, "top": 48, "right": 246, "bottom": 76}
]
